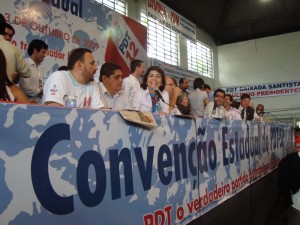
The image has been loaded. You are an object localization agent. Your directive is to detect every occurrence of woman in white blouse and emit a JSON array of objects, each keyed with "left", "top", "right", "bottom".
[{"left": 132, "top": 66, "right": 169, "bottom": 114}]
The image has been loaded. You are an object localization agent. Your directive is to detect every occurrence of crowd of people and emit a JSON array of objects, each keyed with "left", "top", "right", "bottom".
[
  {"left": 2, "top": 11, "right": 300, "bottom": 225},
  {"left": 0, "top": 13, "right": 269, "bottom": 121}
]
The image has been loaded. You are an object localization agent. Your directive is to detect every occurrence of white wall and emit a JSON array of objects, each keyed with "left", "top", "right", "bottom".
[{"left": 217, "top": 31, "right": 300, "bottom": 123}]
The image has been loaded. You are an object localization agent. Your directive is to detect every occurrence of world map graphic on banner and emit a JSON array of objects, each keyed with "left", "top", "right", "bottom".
[
  {"left": 0, "top": 102, "right": 294, "bottom": 225},
  {"left": 0, "top": 0, "right": 147, "bottom": 81},
  {"left": 0, "top": 1, "right": 295, "bottom": 225}
]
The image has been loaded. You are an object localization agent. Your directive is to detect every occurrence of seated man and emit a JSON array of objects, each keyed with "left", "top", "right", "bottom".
[
  {"left": 165, "top": 76, "right": 181, "bottom": 113},
  {"left": 43, "top": 48, "right": 104, "bottom": 109},
  {"left": 223, "top": 94, "right": 241, "bottom": 120},
  {"left": 253, "top": 104, "right": 270, "bottom": 122},
  {"left": 99, "top": 62, "right": 131, "bottom": 110},
  {"left": 204, "top": 88, "right": 226, "bottom": 118},
  {"left": 233, "top": 93, "right": 254, "bottom": 121}
]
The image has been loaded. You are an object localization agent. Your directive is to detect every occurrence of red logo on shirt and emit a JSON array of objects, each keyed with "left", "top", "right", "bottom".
[
  {"left": 84, "top": 97, "right": 91, "bottom": 107},
  {"left": 50, "top": 85, "right": 58, "bottom": 95}
]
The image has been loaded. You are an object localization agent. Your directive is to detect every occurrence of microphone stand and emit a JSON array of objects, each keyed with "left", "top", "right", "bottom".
[
  {"left": 154, "top": 88, "right": 178, "bottom": 113},
  {"left": 264, "top": 112, "right": 280, "bottom": 123}
]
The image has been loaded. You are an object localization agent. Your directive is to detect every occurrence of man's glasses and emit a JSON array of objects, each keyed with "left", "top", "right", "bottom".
[
  {"left": 4, "top": 32, "right": 13, "bottom": 38},
  {"left": 166, "top": 83, "right": 175, "bottom": 87}
]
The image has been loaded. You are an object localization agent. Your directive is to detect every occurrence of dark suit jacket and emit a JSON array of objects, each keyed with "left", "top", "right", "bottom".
[
  {"left": 278, "top": 152, "right": 300, "bottom": 205},
  {"left": 233, "top": 103, "right": 254, "bottom": 121}
]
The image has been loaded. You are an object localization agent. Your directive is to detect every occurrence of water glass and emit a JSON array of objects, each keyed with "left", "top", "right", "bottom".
[{"left": 64, "top": 95, "right": 77, "bottom": 107}]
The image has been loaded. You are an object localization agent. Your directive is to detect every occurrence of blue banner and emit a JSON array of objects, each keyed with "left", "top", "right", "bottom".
[{"left": 0, "top": 103, "right": 294, "bottom": 225}]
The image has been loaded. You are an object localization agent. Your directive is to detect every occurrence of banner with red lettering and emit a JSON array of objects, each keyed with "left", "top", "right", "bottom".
[
  {"left": 105, "top": 13, "right": 147, "bottom": 77},
  {"left": 0, "top": 0, "right": 147, "bottom": 80},
  {"left": 222, "top": 80, "right": 300, "bottom": 99},
  {"left": 152, "top": 58, "right": 200, "bottom": 92},
  {"left": 147, "top": 0, "right": 196, "bottom": 41}
]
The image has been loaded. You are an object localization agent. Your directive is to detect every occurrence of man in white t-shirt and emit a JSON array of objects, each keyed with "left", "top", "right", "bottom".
[
  {"left": 122, "top": 59, "right": 145, "bottom": 104},
  {"left": 43, "top": 48, "right": 104, "bottom": 109}
]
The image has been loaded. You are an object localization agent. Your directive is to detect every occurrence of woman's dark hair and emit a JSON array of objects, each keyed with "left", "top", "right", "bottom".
[
  {"left": 0, "top": 14, "right": 6, "bottom": 35},
  {"left": 141, "top": 66, "right": 166, "bottom": 92},
  {"left": 193, "top": 78, "right": 204, "bottom": 90},
  {"left": 225, "top": 94, "right": 233, "bottom": 102},
  {"left": 0, "top": 49, "right": 13, "bottom": 101},
  {"left": 171, "top": 77, "right": 178, "bottom": 87}
]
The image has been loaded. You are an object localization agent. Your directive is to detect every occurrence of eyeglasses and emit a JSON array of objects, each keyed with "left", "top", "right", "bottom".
[
  {"left": 166, "top": 83, "right": 175, "bottom": 87},
  {"left": 4, "top": 32, "right": 13, "bottom": 38}
]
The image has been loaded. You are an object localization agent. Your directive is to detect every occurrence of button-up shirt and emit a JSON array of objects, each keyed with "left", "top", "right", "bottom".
[
  {"left": 132, "top": 87, "right": 169, "bottom": 113},
  {"left": 0, "top": 35, "right": 31, "bottom": 82},
  {"left": 122, "top": 74, "right": 141, "bottom": 104},
  {"left": 99, "top": 82, "right": 131, "bottom": 110},
  {"left": 19, "top": 58, "right": 43, "bottom": 102}
]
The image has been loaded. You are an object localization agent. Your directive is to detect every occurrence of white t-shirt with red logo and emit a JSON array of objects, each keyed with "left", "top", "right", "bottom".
[{"left": 43, "top": 71, "right": 104, "bottom": 109}]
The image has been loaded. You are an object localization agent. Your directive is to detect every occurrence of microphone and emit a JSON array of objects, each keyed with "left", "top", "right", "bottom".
[
  {"left": 257, "top": 110, "right": 267, "bottom": 114},
  {"left": 154, "top": 88, "right": 166, "bottom": 103},
  {"left": 265, "top": 111, "right": 280, "bottom": 123},
  {"left": 153, "top": 88, "right": 179, "bottom": 114},
  {"left": 212, "top": 100, "right": 217, "bottom": 114}
]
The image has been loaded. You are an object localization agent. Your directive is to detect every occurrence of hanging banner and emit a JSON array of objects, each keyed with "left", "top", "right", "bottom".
[
  {"left": 147, "top": 0, "right": 196, "bottom": 42},
  {"left": 0, "top": 0, "right": 147, "bottom": 79},
  {"left": 105, "top": 13, "right": 148, "bottom": 78},
  {"left": 0, "top": 102, "right": 294, "bottom": 225},
  {"left": 222, "top": 80, "right": 300, "bottom": 99},
  {"left": 152, "top": 58, "right": 201, "bottom": 91}
]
